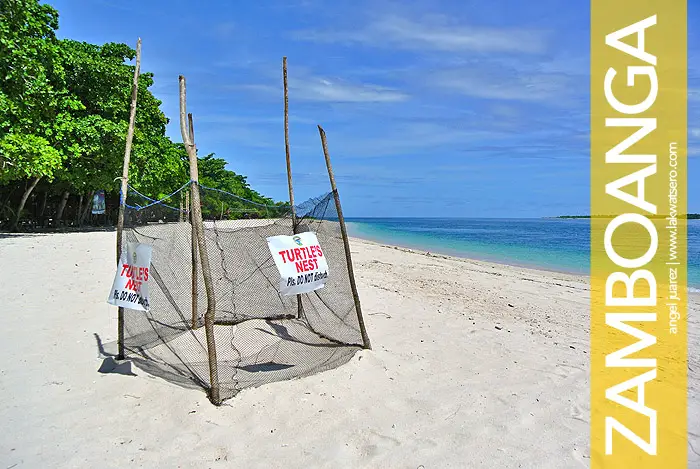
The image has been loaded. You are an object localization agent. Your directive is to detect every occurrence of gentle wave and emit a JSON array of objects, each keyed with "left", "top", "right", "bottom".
[{"left": 347, "top": 218, "right": 700, "bottom": 288}]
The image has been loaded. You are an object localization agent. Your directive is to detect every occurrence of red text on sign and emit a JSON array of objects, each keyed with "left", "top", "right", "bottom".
[
  {"left": 278, "top": 246, "right": 323, "bottom": 264},
  {"left": 120, "top": 263, "right": 149, "bottom": 292}
]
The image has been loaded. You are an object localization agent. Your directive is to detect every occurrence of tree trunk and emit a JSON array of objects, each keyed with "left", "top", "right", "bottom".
[
  {"left": 10, "top": 176, "right": 41, "bottom": 231},
  {"left": 1, "top": 190, "right": 14, "bottom": 221},
  {"left": 38, "top": 191, "right": 48, "bottom": 227},
  {"left": 80, "top": 190, "right": 94, "bottom": 226},
  {"left": 75, "top": 194, "right": 83, "bottom": 225},
  {"left": 56, "top": 191, "right": 69, "bottom": 226}
]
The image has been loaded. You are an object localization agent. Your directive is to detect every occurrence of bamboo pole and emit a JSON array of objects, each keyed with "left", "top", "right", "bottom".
[
  {"left": 116, "top": 38, "right": 142, "bottom": 360},
  {"left": 282, "top": 57, "right": 303, "bottom": 319},
  {"left": 188, "top": 113, "right": 195, "bottom": 146},
  {"left": 317, "top": 125, "right": 371, "bottom": 350},
  {"left": 283, "top": 57, "right": 296, "bottom": 225},
  {"left": 188, "top": 113, "right": 199, "bottom": 330},
  {"left": 179, "top": 76, "right": 221, "bottom": 405}
]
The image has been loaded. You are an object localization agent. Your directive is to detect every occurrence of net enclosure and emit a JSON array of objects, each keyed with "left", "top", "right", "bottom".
[{"left": 117, "top": 182, "right": 370, "bottom": 404}]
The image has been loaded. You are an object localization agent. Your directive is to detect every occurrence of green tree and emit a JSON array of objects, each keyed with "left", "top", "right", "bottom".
[
  {"left": 0, "top": 0, "right": 277, "bottom": 229},
  {"left": 52, "top": 39, "right": 187, "bottom": 222},
  {"left": 197, "top": 153, "right": 280, "bottom": 219},
  {"left": 0, "top": 0, "right": 70, "bottom": 228}
]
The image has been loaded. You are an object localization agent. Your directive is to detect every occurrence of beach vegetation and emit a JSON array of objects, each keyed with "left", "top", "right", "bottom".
[{"left": 0, "top": 0, "right": 278, "bottom": 230}]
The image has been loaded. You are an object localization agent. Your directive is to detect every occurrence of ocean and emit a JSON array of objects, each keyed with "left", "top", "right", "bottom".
[{"left": 346, "top": 218, "right": 700, "bottom": 289}]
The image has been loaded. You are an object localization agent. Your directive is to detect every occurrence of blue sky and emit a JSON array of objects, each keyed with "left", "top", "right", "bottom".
[{"left": 49, "top": 0, "right": 699, "bottom": 217}]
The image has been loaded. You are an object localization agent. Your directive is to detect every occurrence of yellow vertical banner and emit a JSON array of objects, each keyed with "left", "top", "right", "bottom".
[{"left": 591, "top": 1, "right": 687, "bottom": 468}]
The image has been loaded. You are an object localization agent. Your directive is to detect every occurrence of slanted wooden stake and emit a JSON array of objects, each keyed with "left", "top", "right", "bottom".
[
  {"left": 282, "top": 57, "right": 303, "bottom": 319},
  {"left": 179, "top": 76, "right": 221, "bottom": 405},
  {"left": 116, "top": 37, "right": 142, "bottom": 360},
  {"left": 188, "top": 113, "right": 199, "bottom": 330},
  {"left": 317, "top": 125, "right": 371, "bottom": 350}
]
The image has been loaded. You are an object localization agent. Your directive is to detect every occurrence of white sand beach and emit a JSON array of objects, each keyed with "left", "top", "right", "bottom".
[{"left": 0, "top": 231, "right": 697, "bottom": 468}]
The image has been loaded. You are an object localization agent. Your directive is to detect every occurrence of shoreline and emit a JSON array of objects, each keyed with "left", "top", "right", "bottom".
[
  {"left": 349, "top": 235, "right": 588, "bottom": 283},
  {"left": 346, "top": 220, "right": 588, "bottom": 277},
  {"left": 349, "top": 232, "right": 700, "bottom": 294}
]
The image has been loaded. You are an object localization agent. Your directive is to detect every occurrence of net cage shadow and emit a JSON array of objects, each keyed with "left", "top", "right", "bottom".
[{"left": 117, "top": 182, "right": 365, "bottom": 402}]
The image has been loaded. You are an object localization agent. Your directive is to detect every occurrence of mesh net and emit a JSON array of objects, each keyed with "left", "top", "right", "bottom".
[{"left": 118, "top": 182, "right": 364, "bottom": 402}]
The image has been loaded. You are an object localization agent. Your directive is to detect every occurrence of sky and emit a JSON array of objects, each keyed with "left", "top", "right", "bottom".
[{"left": 48, "top": 0, "right": 699, "bottom": 217}]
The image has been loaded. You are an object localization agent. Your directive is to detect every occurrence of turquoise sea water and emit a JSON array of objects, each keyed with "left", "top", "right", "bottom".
[{"left": 346, "top": 218, "right": 700, "bottom": 289}]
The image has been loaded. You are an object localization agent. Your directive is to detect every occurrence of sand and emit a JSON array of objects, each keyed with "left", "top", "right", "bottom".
[{"left": 0, "top": 231, "right": 697, "bottom": 468}]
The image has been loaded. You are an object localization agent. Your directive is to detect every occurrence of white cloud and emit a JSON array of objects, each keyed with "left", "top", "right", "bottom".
[
  {"left": 295, "top": 15, "right": 548, "bottom": 54},
  {"left": 293, "top": 77, "right": 407, "bottom": 103},
  {"left": 322, "top": 121, "right": 512, "bottom": 158},
  {"left": 231, "top": 74, "right": 408, "bottom": 103},
  {"left": 195, "top": 114, "right": 315, "bottom": 125},
  {"left": 430, "top": 67, "right": 571, "bottom": 102}
]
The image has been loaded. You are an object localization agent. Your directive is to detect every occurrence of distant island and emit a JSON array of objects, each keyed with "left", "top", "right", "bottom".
[{"left": 554, "top": 214, "right": 700, "bottom": 219}]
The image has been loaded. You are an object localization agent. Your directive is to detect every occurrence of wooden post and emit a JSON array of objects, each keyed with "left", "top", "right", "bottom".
[
  {"left": 282, "top": 57, "right": 303, "bottom": 319},
  {"left": 317, "top": 125, "right": 371, "bottom": 350},
  {"left": 188, "top": 113, "right": 195, "bottom": 146},
  {"left": 187, "top": 114, "right": 198, "bottom": 330},
  {"left": 115, "top": 38, "right": 142, "bottom": 360},
  {"left": 282, "top": 57, "right": 296, "bottom": 224},
  {"left": 179, "top": 76, "right": 221, "bottom": 405}
]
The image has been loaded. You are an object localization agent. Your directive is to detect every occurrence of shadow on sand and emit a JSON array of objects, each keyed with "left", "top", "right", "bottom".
[{"left": 94, "top": 333, "right": 137, "bottom": 376}]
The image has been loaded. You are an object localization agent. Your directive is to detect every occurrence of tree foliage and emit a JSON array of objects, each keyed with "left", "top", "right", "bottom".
[
  {"left": 0, "top": 0, "right": 279, "bottom": 229},
  {"left": 0, "top": 0, "right": 67, "bottom": 183},
  {"left": 0, "top": 133, "right": 62, "bottom": 183},
  {"left": 197, "top": 154, "right": 284, "bottom": 219}
]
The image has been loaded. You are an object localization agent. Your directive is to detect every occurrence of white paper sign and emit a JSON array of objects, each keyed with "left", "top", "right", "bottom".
[
  {"left": 267, "top": 232, "right": 329, "bottom": 295},
  {"left": 107, "top": 242, "right": 152, "bottom": 311}
]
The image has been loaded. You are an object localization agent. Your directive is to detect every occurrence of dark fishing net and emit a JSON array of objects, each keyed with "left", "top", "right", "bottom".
[{"left": 117, "top": 182, "right": 364, "bottom": 402}]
